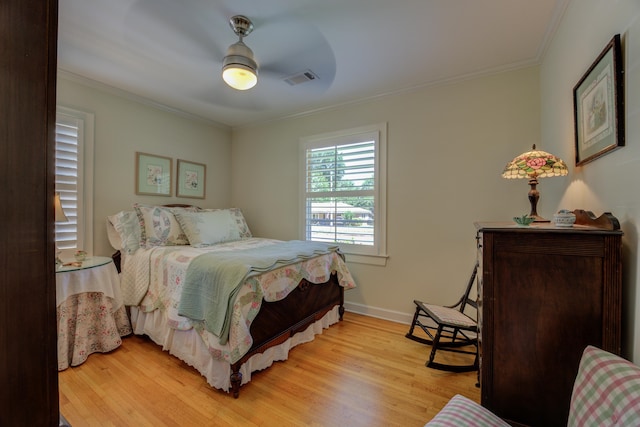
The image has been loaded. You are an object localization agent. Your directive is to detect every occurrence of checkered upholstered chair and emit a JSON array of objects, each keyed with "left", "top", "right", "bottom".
[
  {"left": 567, "top": 345, "right": 640, "bottom": 426},
  {"left": 426, "top": 345, "right": 640, "bottom": 426},
  {"left": 425, "top": 394, "right": 508, "bottom": 427},
  {"left": 406, "top": 262, "right": 478, "bottom": 372}
]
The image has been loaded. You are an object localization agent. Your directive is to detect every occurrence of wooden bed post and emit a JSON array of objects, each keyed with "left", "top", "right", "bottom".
[{"left": 230, "top": 371, "right": 242, "bottom": 398}]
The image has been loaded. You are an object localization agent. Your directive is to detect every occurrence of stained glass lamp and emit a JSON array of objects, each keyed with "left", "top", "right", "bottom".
[
  {"left": 502, "top": 145, "right": 568, "bottom": 222},
  {"left": 54, "top": 192, "right": 68, "bottom": 222},
  {"left": 54, "top": 192, "right": 68, "bottom": 269}
]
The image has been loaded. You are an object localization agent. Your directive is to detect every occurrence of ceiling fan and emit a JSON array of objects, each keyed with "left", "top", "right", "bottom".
[
  {"left": 222, "top": 15, "right": 258, "bottom": 91},
  {"left": 120, "top": 1, "right": 337, "bottom": 112}
]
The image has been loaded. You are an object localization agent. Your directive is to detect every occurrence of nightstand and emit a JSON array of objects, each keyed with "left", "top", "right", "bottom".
[{"left": 56, "top": 256, "right": 132, "bottom": 370}]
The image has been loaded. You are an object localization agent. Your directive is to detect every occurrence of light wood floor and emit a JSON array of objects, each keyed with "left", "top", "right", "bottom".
[{"left": 59, "top": 312, "right": 479, "bottom": 427}]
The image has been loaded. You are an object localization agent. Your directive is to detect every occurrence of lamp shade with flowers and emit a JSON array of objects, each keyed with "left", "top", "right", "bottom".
[{"left": 502, "top": 145, "right": 568, "bottom": 222}]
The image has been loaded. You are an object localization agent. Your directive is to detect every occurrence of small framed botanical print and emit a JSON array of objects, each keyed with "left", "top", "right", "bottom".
[
  {"left": 135, "top": 152, "right": 172, "bottom": 196},
  {"left": 176, "top": 159, "right": 206, "bottom": 199}
]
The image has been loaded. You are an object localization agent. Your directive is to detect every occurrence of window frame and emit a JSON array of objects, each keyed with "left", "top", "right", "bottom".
[
  {"left": 55, "top": 106, "right": 95, "bottom": 257},
  {"left": 299, "top": 123, "right": 387, "bottom": 265}
]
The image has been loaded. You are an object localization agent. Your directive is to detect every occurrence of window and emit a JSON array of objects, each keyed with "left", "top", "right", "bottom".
[
  {"left": 300, "top": 123, "right": 387, "bottom": 264},
  {"left": 55, "top": 107, "right": 94, "bottom": 256}
]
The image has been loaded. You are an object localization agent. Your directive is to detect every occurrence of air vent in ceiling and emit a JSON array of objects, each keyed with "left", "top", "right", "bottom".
[{"left": 283, "top": 70, "right": 318, "bottom": 86}]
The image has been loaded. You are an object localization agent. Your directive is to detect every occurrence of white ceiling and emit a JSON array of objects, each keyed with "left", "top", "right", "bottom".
[{"left": 58, "top": 0, "right": 569, "bottom": 128}]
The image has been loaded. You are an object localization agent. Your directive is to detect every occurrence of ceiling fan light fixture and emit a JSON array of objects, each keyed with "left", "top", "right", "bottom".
[
  {"left": 222, "top": 16, "right": 258, "bottom": 91},
  {"left": 222, "top": 64, "right": 257, "bottom": 91},
  {"left": 222, "top": 41, "right": 258, "bottom": 90}
]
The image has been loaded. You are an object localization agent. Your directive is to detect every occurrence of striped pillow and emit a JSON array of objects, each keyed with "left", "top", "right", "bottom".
[
  {"left": 568, "top": 345, "right": 640, "bottom": 426},
  {"left": 425, "top": 394, "right": 509, "bottom": 427}
]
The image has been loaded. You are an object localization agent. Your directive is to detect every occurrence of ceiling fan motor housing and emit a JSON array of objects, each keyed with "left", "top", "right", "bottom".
[{"left": 223, "top": 41, "right": 258, "bottom": 72}]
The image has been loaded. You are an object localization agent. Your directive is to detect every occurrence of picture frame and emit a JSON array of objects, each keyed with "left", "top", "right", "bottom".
[
  {"left": 135, "top": 152, "right": 172, "bottom": 196},
  {"left": 573, "top": 34, "right": 624, "bottom": 166},
  {"left": 176, "top": 159, "right": 206, "bottom": 199}
]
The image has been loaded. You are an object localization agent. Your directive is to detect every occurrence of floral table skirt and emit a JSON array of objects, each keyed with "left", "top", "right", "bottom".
[{"left": 57, "top": 291, "right": 132, "bottom": 371}]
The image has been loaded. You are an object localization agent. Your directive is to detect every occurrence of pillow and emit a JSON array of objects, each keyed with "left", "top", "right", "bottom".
[
  {"left": 175, "top": 209, "right": 248, "bottom": 247},
  {"left": 106, "top": 218, "right": 122, "bottom": 250},
  {"left": 133, "top": 204, "right": 192, "bottom": 247},
  {"left": 107, "top": 210, "right": 142, "bottom": 254},
  {"left": 199, "top": 208, "right": 252, "bottom": 238}
]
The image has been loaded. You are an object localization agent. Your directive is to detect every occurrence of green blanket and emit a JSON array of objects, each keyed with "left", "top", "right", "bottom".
[{"left": 178, "top": 240, "right": 339, "bottom": 344}]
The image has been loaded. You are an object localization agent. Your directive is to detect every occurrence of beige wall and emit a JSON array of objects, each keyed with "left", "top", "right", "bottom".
[
  {"left": 231, "top": 67, "right": 542, "bottom": 323},
  {"left": 540, "top": 0, "right": 640, "bottom": 361},
  {"left": 57, "top": 76, "right": 233, "bottom": 258}
]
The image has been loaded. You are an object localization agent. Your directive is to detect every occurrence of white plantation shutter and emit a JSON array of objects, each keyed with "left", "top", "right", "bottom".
[
  {"left": 300, "top": 123, "right": 387, "bottom": 261},
  {"left": 55, "top": 107, "right": 94, "bottom": 255},
  {"left": 304, "top": 141, "right": 376, "bottom": 245},
  {"left": 55, "top": 115, "right": 80, "bottom": 250}
]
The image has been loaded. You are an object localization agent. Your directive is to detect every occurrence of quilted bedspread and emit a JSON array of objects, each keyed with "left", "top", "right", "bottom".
[
  {"left": 120, "top": 238, "right": 356, "bottom": 364},
  {"left": 179, "top": 240, "right": 342, "bottom": 345}
]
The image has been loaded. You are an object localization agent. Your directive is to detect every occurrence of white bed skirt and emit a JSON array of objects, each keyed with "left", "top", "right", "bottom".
[{"left": 130, "top": 305, "right": 341, "bottom": 392}]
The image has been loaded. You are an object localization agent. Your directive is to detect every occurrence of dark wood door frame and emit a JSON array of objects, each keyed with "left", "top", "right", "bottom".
[{"left": 0, "top": 0, "right": 60, "bottom": 425}]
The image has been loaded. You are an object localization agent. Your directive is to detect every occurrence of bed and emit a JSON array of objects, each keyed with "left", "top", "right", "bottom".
[{"left": 107, "top": 204, "right": 356, "bottom": 397}]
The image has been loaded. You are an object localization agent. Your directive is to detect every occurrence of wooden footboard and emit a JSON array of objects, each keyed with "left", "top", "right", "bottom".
[{"left": 229, "top": 274, "right": 344, "bottom": 398}]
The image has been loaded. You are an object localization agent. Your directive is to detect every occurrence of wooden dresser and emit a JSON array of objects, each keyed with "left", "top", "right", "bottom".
[{"left": 475, "top": 212, "right": 622, "bottom": 427}]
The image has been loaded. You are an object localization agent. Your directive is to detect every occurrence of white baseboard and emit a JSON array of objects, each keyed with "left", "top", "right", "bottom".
[{"left": 344, "top": 301, "right": 413, "bottom": 325}]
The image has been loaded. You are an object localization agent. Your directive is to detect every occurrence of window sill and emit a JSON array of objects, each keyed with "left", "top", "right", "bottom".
[{"left": 342, "top": 252, "right": 388, "bottom": 266}]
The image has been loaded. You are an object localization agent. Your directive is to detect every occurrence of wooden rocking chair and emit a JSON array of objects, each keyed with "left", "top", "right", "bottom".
[{"left": 406, "top": 262, "right": 479, "bottom": 372}]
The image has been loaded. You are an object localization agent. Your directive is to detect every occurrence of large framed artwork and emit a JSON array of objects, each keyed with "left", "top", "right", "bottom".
[
  {"left": 135, "top": 152, "right": 172, "bottom": 196},
  {"left": 573, "top": 34, "right": 624, "bottom": 166},
  {"left": 176, "top": 159, "right": 206, "bottom": 199}
]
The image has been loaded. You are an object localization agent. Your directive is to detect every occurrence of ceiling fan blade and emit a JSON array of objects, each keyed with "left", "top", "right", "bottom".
[
  {"left": 124, "top": 0, "right": 227, "bottom": 61},
  {"left": 193, "top": 80, "right": 270, "bottom": 111},
  {"left": 258, "top": 42, "right": 335, "bottom": 93}
]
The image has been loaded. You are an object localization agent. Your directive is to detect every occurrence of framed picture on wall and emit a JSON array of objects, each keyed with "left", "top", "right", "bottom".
[
  {"left": 176, "top": 159, "right": 206, "bottom": 199},
  {"left": 573, "top": 34, "right": 624, "bottom": 166},
  {"left": 135, "top": 152, "right": 172, "bottom": 196}
]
